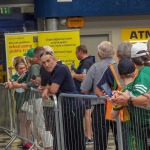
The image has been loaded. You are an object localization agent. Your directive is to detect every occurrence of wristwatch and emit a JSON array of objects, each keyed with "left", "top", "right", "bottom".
[{"left": 127, "top": 97, "right": 133, "bottom": 106}]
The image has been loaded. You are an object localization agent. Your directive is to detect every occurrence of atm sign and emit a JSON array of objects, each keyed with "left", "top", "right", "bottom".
[{"left": 122, "top": 28, "right": 150, "bottom": 42}]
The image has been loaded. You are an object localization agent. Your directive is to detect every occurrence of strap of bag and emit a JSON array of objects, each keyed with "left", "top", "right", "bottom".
[{"left": 109, "top": 63, "right": 125, "bottom": 90}]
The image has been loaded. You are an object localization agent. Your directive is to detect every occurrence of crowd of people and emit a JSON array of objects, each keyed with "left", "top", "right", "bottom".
[{"left": 4, "top": 39, "right": 150, "bottom": 150}]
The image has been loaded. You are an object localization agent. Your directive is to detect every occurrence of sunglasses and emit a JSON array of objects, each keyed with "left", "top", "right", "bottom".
[{"left": 40, "top": 51, "right": 54, "bottom": 58}]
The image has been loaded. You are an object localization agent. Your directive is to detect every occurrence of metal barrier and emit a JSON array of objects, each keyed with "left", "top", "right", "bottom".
[
  {"left": 1, "top": 85, "right": 149, "bottom": 150},
  {"left": 0, "top": 85, "right": 59, "bottom": 150},
  {"left": 57, "top": 93, "right": 118, "bottom": 150},
  {"left": 117, "top": 105, "right": 150, "bottom": 150}
]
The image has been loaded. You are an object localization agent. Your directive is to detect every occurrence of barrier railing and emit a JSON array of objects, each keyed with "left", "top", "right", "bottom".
[
  {"left": 118, "top": 105, "right": 150, "bottom": 150},
  {"left": 1, "top": 84, "right": 149, "bottom": 150},
  {"left": 0, "top": 85, "right": 59, "bottom": 150},
  {"left": 57, "top": 93, "right": 150, "bottom": 150},
  {"left": 57, "top": 93, "right": 118, "bottom": 150}
]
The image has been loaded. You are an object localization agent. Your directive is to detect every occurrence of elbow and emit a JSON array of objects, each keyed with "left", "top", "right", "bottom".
[{"left": 81, "top": 90, "right": 88, "bottom": 94}]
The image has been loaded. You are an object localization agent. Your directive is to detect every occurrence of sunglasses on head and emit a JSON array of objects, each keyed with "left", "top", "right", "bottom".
[{"left": 40, "top": 51, "right": 54, "bottom": 58}]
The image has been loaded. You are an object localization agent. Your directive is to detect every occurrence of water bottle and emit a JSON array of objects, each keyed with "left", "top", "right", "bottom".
[{"left": 70, "top": 61, "right": 75, "bottom": 71}]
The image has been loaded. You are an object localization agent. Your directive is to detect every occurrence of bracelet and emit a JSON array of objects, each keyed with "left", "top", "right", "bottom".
[{"left": 113, "top": 105, "right": 123, "bottom": 111}]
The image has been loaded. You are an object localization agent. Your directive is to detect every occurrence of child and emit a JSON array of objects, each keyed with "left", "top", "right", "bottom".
[{"left": 111, "top": 58, "right": 135, "bottom": 119}]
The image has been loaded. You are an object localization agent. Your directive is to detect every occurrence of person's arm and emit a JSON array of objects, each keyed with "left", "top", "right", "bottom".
[
  {"left": 81, "top": 65, "right": 95, "bottom": 94},
  {"left": 8, "top": 66, "right": 13, "bottom": 79},
  {"left": 95, "top": 67, "right": 115, "bottom": 96},
  {"left": 132, "top": 94, "right": 150, "bottom": 107},
  {"left": 110, "top": 91, "right": 150, "bottom": 107},
  {"left": 95, "top": 87, "right": 105, "bottom": 97},
  {"left": 111, "top": 110, "right": 120, "bottom": 119},
  {"left": 72, "top": 73, "right": 86, "bottom": 81}
]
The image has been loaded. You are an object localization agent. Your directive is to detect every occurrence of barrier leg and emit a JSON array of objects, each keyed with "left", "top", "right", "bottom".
[
  {"left": 116, "top": 116, "right": 123, "bottom": 150},
  {"left": 5, "top": 135, "right": 17, "bottom": 149}
]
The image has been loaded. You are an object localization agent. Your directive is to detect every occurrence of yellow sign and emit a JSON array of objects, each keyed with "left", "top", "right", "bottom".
[
  {"left": 5, "top": 33, "right": 38, "bottom": 76},
  {"left": 38, "top": 30, "right": 80, "bottom": 68},
  {"left": 122, "top": 28, "right": 150, "bottom": 43}
]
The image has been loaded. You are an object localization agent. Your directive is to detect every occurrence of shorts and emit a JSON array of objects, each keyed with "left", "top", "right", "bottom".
[
  {"left": 43, "top": 106, "right": 55, "bottom": 131},
  {"left": 83, "top": 98, "right": 91, "bottom": 110}
]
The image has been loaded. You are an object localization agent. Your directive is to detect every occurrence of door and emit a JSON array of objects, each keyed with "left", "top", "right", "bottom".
[{"left": 80, "top": 34, "right": 109, "bottom": 62}]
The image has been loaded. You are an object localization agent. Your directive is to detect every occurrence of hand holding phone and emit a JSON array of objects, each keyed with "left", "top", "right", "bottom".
[
  {"left": 9, "top": 79, "right": 13, "bottom": 83},
  {"left": 101, "top": 82, "right": 113, "bottom": 97},
  {"left": 32, "top": 74, "right": 37, "bottom": 80}
]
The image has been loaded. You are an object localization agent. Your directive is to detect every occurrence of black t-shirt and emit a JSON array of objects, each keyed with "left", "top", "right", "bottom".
[
  {"left": 47, "top": 64, "right": 83, "bottom": 110},
  {"left": 74, "top": 56, "right": 95, "bottom": 92}
]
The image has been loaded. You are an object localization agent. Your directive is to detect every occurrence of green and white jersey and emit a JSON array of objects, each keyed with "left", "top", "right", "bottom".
[
  {"left": 132, "top": 66, "right": 150, "bottom": 96},
  {"left": 127, "top": 66, "right": 150, "bottom": 128}
]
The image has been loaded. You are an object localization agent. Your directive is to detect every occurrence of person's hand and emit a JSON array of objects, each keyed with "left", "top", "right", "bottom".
[
  {"left": 71, "top": 72, "right": 75, "bottom": 78},
  {"left": 42, "top": 88, "right": 49, "bottom": 100},
  {"left": 8, "top": 66, "right": 13, "bottom": 71},
  {"left": 4, "top": 82, "right": 9, "bottom": 89},
  {"left": 38, "top": 85, "right": 45, "bottom": 93},
  {"left": 11, "top": 81, "right": 21, "bottom": 89},
  {"left": 30, "top": 77, "right": 41, "bottom": 84},
  {"left": 109, "top": 91, "right": 130, "bottom": 106}
]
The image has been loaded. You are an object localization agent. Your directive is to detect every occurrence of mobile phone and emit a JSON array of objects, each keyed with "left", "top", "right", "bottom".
[
  {"left": 101, "top": 82, "right": 113, "bottom": 97},
  {"left": 9, "top": 79, "right": 13, "bottom": 83},
  {"left": 32, "top": 74, "right": 37, "bottom": 80}
]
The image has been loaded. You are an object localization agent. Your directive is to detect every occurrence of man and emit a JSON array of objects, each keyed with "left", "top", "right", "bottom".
[
  {"left": 72, "top": 45, "right": 94, "bottom": 91},
  {"left": 95, "top": 41, "right": 132, "bottom": 150},
  {"left": 81, "top": 41, "right": 115, "bottom": 149},
  {"left": 33, "top": 46, "right": 54, "bottom": 150},
  {"left": 41, "top": 52, "right": 85, "bottom": 150},
  {"left": 72, "top": 45, "right": 94, "bottom": 144}
]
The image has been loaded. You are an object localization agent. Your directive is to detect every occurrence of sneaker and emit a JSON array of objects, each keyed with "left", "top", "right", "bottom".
[
  {"left": 23, "top": 142, "right": 32, "bottom": 149},
  {"left": 85, "top": 137, "right": 94, "bottom": 145}
]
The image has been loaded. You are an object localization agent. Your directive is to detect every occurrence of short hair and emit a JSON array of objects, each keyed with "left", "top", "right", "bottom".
[
  {"left": 117, "top": 41, "right": 132, "bottom": 59},
  {"left": 97, "top": 41, "right": 114, "bottom": 59},
  {"left": 76, "top": 45, "right": 88, "bottom": 54},
  {"left": 43, "top": 46, "right": 54, "bottom": 54},
  {"left": 34, "top": 46, "right": 45, "bottom": 58}
]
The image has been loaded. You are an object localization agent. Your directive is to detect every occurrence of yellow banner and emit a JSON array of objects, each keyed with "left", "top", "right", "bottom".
[
  {"left": 5, "top": 33, "right": 38, "bottom": 76},
  {"left": 122, "top": 28, "right": 150, "bottom": 43},
  {"left": 38, "top": 30, "right": 80, "bottom": 68}
]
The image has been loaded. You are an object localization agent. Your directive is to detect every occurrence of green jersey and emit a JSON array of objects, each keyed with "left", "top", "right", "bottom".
[{"left": 129, "top": 66, "right": 150, "bottom": 128}]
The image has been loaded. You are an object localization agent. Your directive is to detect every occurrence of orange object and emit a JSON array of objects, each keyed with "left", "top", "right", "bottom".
[{"left": 67, "top": 17, "right": 84, "bottom": 28}]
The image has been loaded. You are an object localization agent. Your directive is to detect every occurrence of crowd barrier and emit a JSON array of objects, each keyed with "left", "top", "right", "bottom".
[
  {"left": 0, "top": 84, "right": 150, "bottom": 150},
  {"left": 57, "top": 94, "right": 150, "bottom": 150},
  {"left": 0, "top": 85, "right": 59, "bottom": 150}
]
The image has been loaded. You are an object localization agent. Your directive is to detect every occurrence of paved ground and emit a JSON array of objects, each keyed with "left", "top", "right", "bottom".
[{"left": 0, "top": 131, "right": 115, "bottom": 150}]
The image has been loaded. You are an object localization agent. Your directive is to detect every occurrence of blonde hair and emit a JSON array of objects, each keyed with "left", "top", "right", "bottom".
[
  {"left": 98, "top": 41, "right": 114, "bottom": 59},
  {"left": 43, "top": 46, "right": 54, "bottom": 54}
]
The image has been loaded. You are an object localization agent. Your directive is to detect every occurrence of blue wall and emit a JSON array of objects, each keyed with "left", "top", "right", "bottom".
[
  {"left": 34, "top": 0, "right": 150, "bottom": 17},
  {"left": 0, "top": 14, "right": 37, "bottom": 32}
]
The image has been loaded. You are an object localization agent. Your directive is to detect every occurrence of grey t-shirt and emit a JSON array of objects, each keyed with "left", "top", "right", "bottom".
[{"left": 81, "top": 58, "right": 114, "bottom": 93}]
